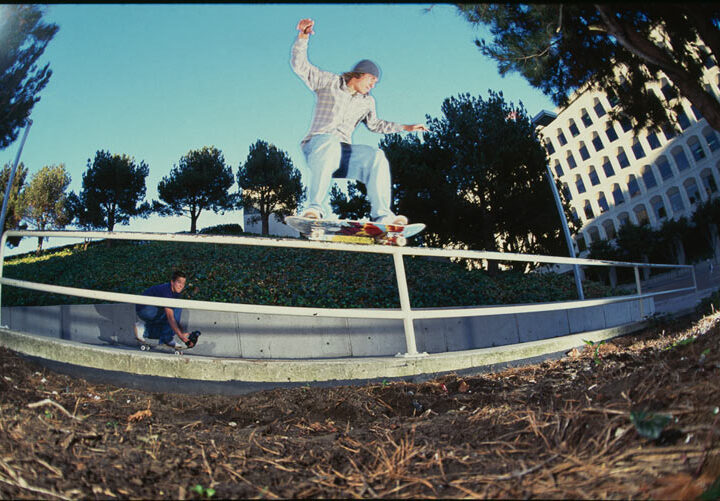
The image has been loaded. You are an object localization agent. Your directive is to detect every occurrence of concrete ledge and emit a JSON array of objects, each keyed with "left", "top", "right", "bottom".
[
  {"left": 0, "top": 321, "right": 645, "bottom": 386},
  {"left": 0, "top": 297, "right": 655, "bottom": 358}
]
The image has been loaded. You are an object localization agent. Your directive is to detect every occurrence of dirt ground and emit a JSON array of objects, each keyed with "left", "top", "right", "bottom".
[{"left": 1, "top": 313, "right": 719, "bottom": 500}]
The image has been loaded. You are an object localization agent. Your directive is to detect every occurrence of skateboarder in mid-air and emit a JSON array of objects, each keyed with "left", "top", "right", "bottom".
[
  {"left": 134, "top": 270, "right": 198, "bottom": 349},
  {"left": 291, "top": 18, "right": 427, "bottom": 225}
]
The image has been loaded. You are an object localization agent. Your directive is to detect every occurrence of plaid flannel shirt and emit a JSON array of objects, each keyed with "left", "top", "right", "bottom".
[{"left": 291, "top": 37, "right": 404, "bottom": 144}]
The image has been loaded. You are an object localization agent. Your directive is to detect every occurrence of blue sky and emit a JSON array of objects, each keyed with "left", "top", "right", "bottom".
[{"left": 1, "top": 3, "right": 555, "bottom": 255}]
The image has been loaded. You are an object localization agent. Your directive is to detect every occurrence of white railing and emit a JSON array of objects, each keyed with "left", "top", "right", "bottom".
[{"left": 0, "top": 229, "right": 698, "bottom": 357}]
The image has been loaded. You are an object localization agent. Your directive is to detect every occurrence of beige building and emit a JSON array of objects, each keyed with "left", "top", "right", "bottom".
[{"left": 534, "top": 59, "right": 720, "bottom": 256}]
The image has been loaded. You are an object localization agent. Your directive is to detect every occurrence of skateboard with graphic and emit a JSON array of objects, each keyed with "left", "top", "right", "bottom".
[
  {"left": 138, "top": 330, "right": 201, "bottom": 355},
  {"left": 285, "top": 216, "right": 425, "bottom": 246}
]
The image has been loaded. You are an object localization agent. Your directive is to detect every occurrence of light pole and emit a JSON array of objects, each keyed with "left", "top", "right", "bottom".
[
  {"left": 545, "top": 163, "right": 584, "bottom": 300},
  {"left": 0, "top": 120, "right": 33, "bottom": 234}
]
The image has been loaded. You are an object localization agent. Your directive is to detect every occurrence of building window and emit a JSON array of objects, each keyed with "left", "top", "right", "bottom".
[
  {"left": 607, "top": 89, "right": 620, "bottom": 107},
  {"left": 612, "top": 184, "right": 625, "bottom": 205},
  {"left": 581, "top": 109, "right": 593, "bottom": 127},
  {"left": 631, "top": 138, "right": 646, "bottom": 160},
  {"left": 593, "top": 98, "right": 606, "bottom": 118},
  {"left": 685, "top": 179, "right": 701, "bottom": 205},
  {"left": 672, "top": 147, "right": 691, "bottom": 171},
  {"left": 634, "top": 204, "right": 649, "bottom": 225},
  {"left": 688, "top": 136, "right": 706, "bottom": 162},
  {"left": 647, "top": 130, "right": 661, "bottom": 150},
  {"left": 603, "top": 220, "right": 616, "bottom": 240},
  {"left": 592, "top": 132, "right": 604, "bottom": 152},
  {"left": 656, "top": 156, "right": 674, "bottom": 180},
  {"left": 602, "top": 157, "right": 615, "bottom": 178},
  {"left": 576, "top": 234, "right": 587, "bottom": 252},
  {"left": 704, "top": 51, "right": 717, "bottom": 69},
  {"left": 575, "top": 175, "right": 586, "bottom": 194},
  {"left": 667, "top": 188, "right": 684, "bottom": 213},
  {"left": 583, "top": 200, "right": 594, "bottom": 219},
  {"left": 651, "top": 196, "right": 667, "bottom": 219},
  {"left": 571, "top": 208, "right": 580, "bottom": 225},
  {"left": 628, "top": 175, "right": 641, "bottom": 198},
  {"left": 703, "top": 127, "right": 720, "bottom": 152},
  {"left": 557, "top": 130, "right": 567, "bottom": 146},
  {"left": 619, "top": 116, "right": 632, "bottom": 132},
  {"left": 588, "top": 166, "right": 600, "bottom": 185},
  {"left": 662, "top": 122, "right": 678, "bottom": 141},
  {"left": 554, "top": 160, "right": 564, "bottom": 177},
  {"left": 579, "top": 142, "right": 590, "bottom": 160},
  {"left": 661, "top": 81, "right": 677, "bottom": 101},
  {"left": 677, "top": 110, "right": 691, "bottom": 130},
  {"left": 618, "top": 212, "right": 630, "bottom": 228},
  {"left": 587, "top": 226, "right": 601, "bottom": 243},
  {"left": 642, "top": 165, "right": 657, "bottom": 190},
  {"left": 691, "top": 105, "right": 703, "bottom": 121},
  {"left": 569, "top": 119, "right": 580, "bottom": 137},
  {"left": 701, "top": 169, "right": 718, "bottom": 195},
  {"left": 562, "top": 183, "right": 572, "bottom": 201},
  {"left": 606, "top": 123, "right": 619, "bottom": 142},
  {"left": 575, "top": 177, "right": 587, "bottom": 196},
  {"left": 567, "top": 151, "right": 577, "bottom": 169},
  {"left": 597, "top": 193, "right": 609, "bottom": 213},
  {"left": 544, "top": 138, "right": 555, "bottom": 155},
  {"left": 617, "top": 147, "right": 630, "bottom": 168}
]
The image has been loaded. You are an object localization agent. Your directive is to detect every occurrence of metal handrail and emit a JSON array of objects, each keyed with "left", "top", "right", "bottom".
[{"left": 0, "top": 229, "right": 697, "bottom": 357}]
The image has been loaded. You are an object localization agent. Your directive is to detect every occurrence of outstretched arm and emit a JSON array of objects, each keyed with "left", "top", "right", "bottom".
[
  {"left": 164, "top": 307, "right": 189, "bottom": 343},
  {"left": 291, "top": 18, "right": 336, "bottom": 91},
  {"left": 402, "top": 124, "right": 428, "bottom": 132}
]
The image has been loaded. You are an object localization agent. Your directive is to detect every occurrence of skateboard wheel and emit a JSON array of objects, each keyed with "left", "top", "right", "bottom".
[
  {"left": 395, "top": 236, "right": 407, "bottom": 247},
  {"left": 140, "top": 344, "right": 149, "bottom": 351},
  {"left": 309, "top": 229, "right": 324, "bottom": 239}
]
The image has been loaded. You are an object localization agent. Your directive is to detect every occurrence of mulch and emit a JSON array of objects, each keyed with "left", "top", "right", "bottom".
[{"left": 0, "top": 312, "right": 719, "bottom": 499}]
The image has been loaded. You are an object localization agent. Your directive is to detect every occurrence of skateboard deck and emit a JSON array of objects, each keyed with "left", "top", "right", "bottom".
[
  {"left": 137, "top": 331, "right": 201, "bottom": 355},
  {"left": 285, "top": 216, "right": 425, "bottom": 246}
]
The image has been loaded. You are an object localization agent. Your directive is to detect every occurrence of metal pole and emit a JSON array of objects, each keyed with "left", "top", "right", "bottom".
[
  {"left": 0, "top": 231, "right": 6, "bottom": 328},
  {"left": 0, "top": 120, "right": 32, "bottom": 235},
  {"left": 392, "top": 250, "right": 424, "bottom": 357},
  {"left": 545, "top": 164, "right": 584, "bottom": 300},
  {"left": 634, "top": 266, "right": 644, "bottom": 319}
]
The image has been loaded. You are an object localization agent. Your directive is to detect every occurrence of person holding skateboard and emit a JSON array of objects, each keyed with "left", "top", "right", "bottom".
[
  {"left": 134, "top": 270, "right": 195, "bottom": 348},
  {"left": 291, "top": 18, "right": 427, "bottom": 225}
]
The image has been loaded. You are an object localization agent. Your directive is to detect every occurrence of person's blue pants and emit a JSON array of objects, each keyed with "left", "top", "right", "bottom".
[
  {"left": 301, "top": 134, "right": 393, "bottom": 220},
  {"left": 136, "top": 305, "right": 182, "bottom": 345}
]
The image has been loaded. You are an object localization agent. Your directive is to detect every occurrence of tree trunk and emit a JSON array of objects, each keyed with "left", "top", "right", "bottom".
[
  {"left": 673, "top": 237, "right": 686, "bottom": 265},
  {"left": 36, "top": 236, "right": 43, "bottom": 254},
  {"left": 262, "top": 214, "right": 270, "bottom": 236},
  {"left": 709, "top": 223, "right": 720, "bottom": 263},
  {"left": 609, "top": 266, "right": 618, "bottom": 289}
]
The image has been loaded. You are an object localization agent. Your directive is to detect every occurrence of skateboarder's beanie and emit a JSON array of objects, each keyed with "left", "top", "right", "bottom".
[{"left": 351, "top": 59, "right": 380, "bottom": 79}]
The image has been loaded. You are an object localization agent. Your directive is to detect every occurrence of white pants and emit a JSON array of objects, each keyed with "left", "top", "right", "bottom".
[{"left": 301, "top": 134, "right": 393, "bottom": 220}]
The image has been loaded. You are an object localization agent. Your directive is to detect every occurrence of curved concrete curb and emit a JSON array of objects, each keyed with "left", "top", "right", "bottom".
[{"left": 1, "top": 321, "right": 645, "bottom": 389}]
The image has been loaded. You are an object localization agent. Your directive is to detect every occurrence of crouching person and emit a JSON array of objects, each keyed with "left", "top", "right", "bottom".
[{"left": 134, "top": 270, "right": 191, "bottom": 348}]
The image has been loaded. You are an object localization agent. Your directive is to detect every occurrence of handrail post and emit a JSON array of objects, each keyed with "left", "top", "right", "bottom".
[
  {"left": 634, "top": 265, "right": 644, "bottom": 319},
  {"left": 0, "top": 231, "right": 6, "bottom": 327},
  {"left": 691, "top": 265, "right": 698, "bottom": 292},
  {"left": 392, "top": 250, "right": 424, "bottom": 357}
]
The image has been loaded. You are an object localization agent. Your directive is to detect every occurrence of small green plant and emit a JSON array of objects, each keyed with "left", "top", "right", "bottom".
[
  {"left": 43, "top": 409, "right": 53, "bottom": 419},
  {"left": 583, "top": 339, "right": 606, "bottom": 365},
  {"left": 664, "top": 336, "right": 696, "bottom": 351},
  {"left": 630, "top": 410, "right": 672, "bottom": 439},
  {"left": 191, "top": 484, "right": 215, "bottom": 499}
]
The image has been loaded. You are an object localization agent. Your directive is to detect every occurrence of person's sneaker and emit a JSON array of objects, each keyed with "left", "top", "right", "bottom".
[
  {"left": 373, "top": 214, "right": 408, "bottom": 225},
  {"left": 301, "top": 208, "right": 323, "bottom": 219},
  {"left": 133, "top": 321, "right": 146, "bottom": 342}
]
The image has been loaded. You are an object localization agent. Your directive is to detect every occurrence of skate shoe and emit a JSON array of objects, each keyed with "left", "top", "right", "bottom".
[
  {"left": 301, "top": 208, "right": 323, "bottom": 219},
  {"left": 133, "top": 320, "right": 146, "bottom": 342},
  {"left": 373, "top": 214, "right": 408, "bottom": 226}
]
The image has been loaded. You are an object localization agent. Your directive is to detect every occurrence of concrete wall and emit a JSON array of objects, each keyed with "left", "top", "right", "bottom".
[{"left": 0, "top": 297, "right": 654, "bottom": 359}]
